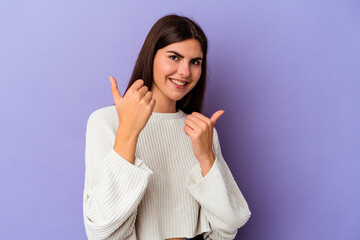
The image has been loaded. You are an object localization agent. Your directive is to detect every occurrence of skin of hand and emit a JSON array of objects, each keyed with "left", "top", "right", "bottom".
[
  {"left": 109, "top": 76, "right": 156, "bottom": 135},
  {"left": 184, "top": 110, "right": 225, "bottom": 174}
]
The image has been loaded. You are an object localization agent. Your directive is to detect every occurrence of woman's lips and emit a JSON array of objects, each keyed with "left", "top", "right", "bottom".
[
  {"left": 170, "top": 78, "right": 188, "bottom": 84},
  {"left": 169, "top": 78, "right": 188, "bottom": 89}
]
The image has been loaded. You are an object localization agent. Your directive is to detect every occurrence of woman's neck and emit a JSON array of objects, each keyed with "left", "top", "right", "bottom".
[{"left": 152, "top": 101, "right": 177, "bottom": 113}]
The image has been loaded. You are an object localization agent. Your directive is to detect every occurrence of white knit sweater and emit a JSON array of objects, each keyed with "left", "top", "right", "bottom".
[{"left": 83, "top": 105, "right": 251, "bottom": 240}]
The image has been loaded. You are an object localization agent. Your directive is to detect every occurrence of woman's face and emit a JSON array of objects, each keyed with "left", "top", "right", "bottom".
[{"left": 151, "top": 38, "right": 203, "bottom": 107}]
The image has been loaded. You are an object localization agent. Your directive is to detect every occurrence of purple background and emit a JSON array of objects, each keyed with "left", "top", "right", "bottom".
[{"left": 1, "top": 0, "right": 359, "bottom": 239}]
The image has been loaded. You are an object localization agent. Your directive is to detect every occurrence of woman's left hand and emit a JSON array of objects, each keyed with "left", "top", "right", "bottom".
[{"left": 184, "top": 110, "right": 225, "bottom": 168}]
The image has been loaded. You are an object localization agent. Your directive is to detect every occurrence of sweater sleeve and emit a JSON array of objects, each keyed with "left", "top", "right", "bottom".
[
  {"left": 186, "top": 127, "right": 251, "bottom": 240},
  {"left": 83, "top": 110, "right": 153, "bottom": 240}
]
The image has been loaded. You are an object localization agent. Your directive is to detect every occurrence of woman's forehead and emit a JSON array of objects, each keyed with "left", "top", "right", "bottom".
[{"left": 161, "top": 39, "right": 203, "bottom": 58}]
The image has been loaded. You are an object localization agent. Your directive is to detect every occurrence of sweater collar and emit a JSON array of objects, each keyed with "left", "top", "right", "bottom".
[{"left": 150, "top": 109, "right": 185, "bottom": 119}]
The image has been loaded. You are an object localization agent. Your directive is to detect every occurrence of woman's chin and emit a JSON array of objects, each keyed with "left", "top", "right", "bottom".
[{"left": 175, "top": 94, "right": 188, "bottom": 102}]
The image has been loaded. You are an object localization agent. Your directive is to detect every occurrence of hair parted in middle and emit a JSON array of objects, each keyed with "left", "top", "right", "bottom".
[{"left": 123, "top": 14, "right": 208, "bottom": 114}]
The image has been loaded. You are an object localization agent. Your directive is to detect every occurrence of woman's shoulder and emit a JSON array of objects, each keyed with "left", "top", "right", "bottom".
[
  {"left": 88, "top": 105, "right": 116, "bottom": 119},
  {"left": 87, "top": 105, "right": 118, "bottom": 130}
]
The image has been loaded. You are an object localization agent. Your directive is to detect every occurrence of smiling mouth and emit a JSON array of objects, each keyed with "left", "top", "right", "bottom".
[{"left": 169, "top": 78, "right": 189, "bottom": 86}]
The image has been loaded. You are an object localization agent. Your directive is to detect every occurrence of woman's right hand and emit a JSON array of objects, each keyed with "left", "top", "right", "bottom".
[{"left": 109, "top": 76, "right": 156, "bottom": 135}]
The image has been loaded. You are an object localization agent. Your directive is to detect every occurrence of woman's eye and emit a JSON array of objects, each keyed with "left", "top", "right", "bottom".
[
  {"left": 170, "top": 55, "right": 178, "bottom": 60},
  {"left": 192, "top": 60, "right": 200, "bottom": 65}
]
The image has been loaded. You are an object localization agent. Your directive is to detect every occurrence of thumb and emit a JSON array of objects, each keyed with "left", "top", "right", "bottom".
[
  {"left": 210, "top": 110, "right": 225, "bottom": 127},
  {"left": 109, "top": 76, "right": 123, "bottom": 99}
]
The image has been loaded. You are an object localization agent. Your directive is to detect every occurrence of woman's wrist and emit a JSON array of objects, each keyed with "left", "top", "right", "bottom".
[
  {"left": 198, "top": 152, "right": 215, "bottom": 177},
  {"left": 113, "top": 125, "right": 140, "bottom": 164},
  {"left": 116, "top": 125, "right": 140, "bottom": 139}
]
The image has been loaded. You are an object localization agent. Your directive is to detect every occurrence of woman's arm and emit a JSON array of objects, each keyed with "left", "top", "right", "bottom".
[
  {"left": 83, "top": 110, "right": 153, "bottom": 240},
  {"left": 186, "top": 127, "right": 251, "bottom": 240}
]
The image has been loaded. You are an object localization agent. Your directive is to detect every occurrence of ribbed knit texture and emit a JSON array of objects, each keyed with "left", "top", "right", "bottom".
[{"left": 83, "top": 105, "right": 251, "bottom": 240}]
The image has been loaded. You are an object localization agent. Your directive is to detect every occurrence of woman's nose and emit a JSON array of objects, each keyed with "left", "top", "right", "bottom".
[{"left": 178, "top": 62, "right": 190, "bottom": 78}]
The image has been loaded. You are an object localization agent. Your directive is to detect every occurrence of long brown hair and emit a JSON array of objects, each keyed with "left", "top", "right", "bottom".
[{"left": 120, "top": 14, "right": 208, "bottom": 114}]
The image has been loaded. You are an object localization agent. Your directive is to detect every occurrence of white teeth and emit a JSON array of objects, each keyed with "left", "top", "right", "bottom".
[{"left": 170, "top": 79, "right": 186, "bottom": 86}]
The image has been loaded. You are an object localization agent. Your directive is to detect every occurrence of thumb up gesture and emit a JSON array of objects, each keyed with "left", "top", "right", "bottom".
[
  {"left": 109, "top": 76, "right": 156, "bottom": 135},
  {"left": 184, "top": 110, "right": 225, "bottom": 174}
]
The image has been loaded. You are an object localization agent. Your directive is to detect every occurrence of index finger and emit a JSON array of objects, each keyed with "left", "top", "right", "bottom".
[
  {"left": 129, "top": 79, "right": 146, "bottom": 92},
  {"left": 191, "top": 112, "right": 212, "bottom": 126}
]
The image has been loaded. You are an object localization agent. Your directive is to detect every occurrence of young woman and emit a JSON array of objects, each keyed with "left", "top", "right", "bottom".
[{"left": 83, "top": 14, "right": 251, "bottom": 240}]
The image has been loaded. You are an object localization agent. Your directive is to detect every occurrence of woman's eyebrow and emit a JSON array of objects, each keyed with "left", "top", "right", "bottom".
[{"left": 166, "top": 51, "right": 203, "bottom": 61}]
